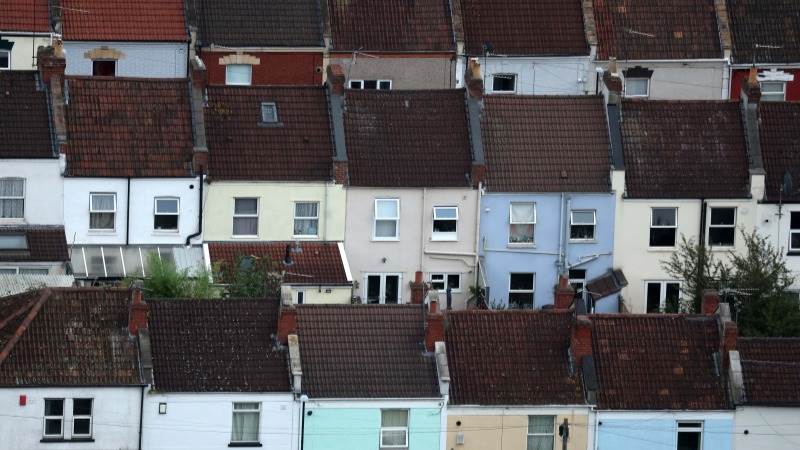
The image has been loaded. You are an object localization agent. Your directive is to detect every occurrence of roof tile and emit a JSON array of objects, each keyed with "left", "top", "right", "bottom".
[
  {"left": 759, "top": 102, "right": 800, "bottom": 202},
  {"left": 738, "top": 338, "right": 800, "bottom": 406},
  {"left": 0, "top": 72, "right": 54, "bottom": 158},
  {"left": 0, "top": 225, "right": 69, "bottom": 262},
  {"left": 61, "top": 0, "right": 187, "bottom": 42},
  {"left": 0, "top": 0, "right": 50, "bottom": 32},
  {"left": 727, "top": 0, "right": 800, "bottom": 64}
]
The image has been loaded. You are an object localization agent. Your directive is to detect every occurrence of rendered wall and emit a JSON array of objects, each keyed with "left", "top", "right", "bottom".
[
  {"left": 456, "top": 55, "right": 593, "bottom": 95},
  {"left": 597, "top": 412, "right": 734, "bottom": 450},
  {"left": 2, "top": 35, "right": 52, "bottom": 70},
  {"left": 281, "top": 284, "right": 352, "bottom": 305},
  {"left": 0, "top": 159, "right": 63, "bottom": 226},
  {"left": 733, "top": 407, "right": 800, "bottom": 450},
  {"left": 330, "top": 53, "right": 456, "bottom": 90},
  {"left": 64, "top": 41, "right": 188, "bottom": 78},
  {"left": 598, "top": 60, "right": 728, "bottom": 100},
  {"left": 756, "top": 203, "right": 800, "bottom": 291},
  {"left": 730, "top": 68, "right": 800, "bottom": 101}
]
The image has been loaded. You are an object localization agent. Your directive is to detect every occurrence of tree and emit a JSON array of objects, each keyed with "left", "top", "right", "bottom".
[
  {"left": 661, "top": 236, "right": 724, "bottom": 312},
  {"left": 222, "top": 255, "right": 282, "bottom": 299},
  {"left": 134, "top": 252, "right": 217, "bottom": 299}
]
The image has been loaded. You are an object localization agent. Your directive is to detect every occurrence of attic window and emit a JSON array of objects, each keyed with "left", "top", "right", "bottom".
[
  {"left": 92, "top": 60, "right": 116, "bottom": 77},
  {"left": 260, "top": 102, "right": 278, "bottom": 123},
  {"left": 760, "top": 81, "right": 786, "bottom": 102},
  {"left": 492, "top": 74, "right": 516, "bottom": 93},
  {"left": 0, "top": 233, "right": 27, "bottom": 250},
  {"left": 0, "top": 50, "right": 9, "bottom": 70}
]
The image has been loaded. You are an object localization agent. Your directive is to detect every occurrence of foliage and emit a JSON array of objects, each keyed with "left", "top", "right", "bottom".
[
  {"left": 133, "top": 252, "right": 217, "bottom": 299},
  {"left": 223, "top": 255, "right": 282, "bottom": 299},
  {"left": 661, "top": 235, "right": 724, "bottom": 312},
  {"left": 466, "top": 285, "right": 489, "bottom": 309}
]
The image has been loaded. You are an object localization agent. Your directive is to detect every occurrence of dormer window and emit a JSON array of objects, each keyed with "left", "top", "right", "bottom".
[
  {"left": 261, "top": 102, "right": 278, "bottom": 123},
  {"left": 760, "top": 81, "right": 786, "bottom": 102},
  {"left": 0, "top": 233, "right": 27, "bottom": 250},
  {"left": 623, "top": 66, "right": 653, "bottom": 98}
]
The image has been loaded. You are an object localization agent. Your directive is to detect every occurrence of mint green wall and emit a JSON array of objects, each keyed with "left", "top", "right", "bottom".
[{"left": 303, "top": 407, "right": 441, "bottom": 450}]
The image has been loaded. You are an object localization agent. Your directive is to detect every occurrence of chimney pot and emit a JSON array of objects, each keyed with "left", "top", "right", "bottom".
[
  {"left": 554, "top": 274, "right": 575, "bottom": 310},
  {"left": 410, "top": 271, "right": 426, "bottom": 305},
  {"left": 741, "top": 66, "right": 762, "bottom": 103},
  {"left": 128, "top": 286, "right": 149, "bottom": 336}
]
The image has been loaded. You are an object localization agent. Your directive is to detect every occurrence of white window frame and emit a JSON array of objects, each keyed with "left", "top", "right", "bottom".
[
  {"left": 373, "top": 198, "right": 400, "bottom": 241},
  {"left": 43, "top": 398, "right": 64, "bottom": 439},
  {"left": 430, "top": 273, "right": 461, "bottom": 293},
  {"left": 624, "top": 77, "right": 650, "bottom": 97},
  {"left": 645, "top": 280, "right": 682, "bottom": 313},
  {"left": 676, "top": 421, "right": 704, "bottom": 450},
  {"left": 72, "top": 398, "right": 93, "bottom": 438},
  {"left": 89, "top": 193, "right": 117, "bottom": 231},
  {"left": 260, "top": 102, "right": 278, "bottom": 123},
  {"left": 364, "top": 273, "right": 403, "bottom": 304},
  {"left": 491, "top": 73, "right": 517, "bottom": 93},
  {"left": 0, "top": 232, "right": 27, "bottom": 250},
  {"left": 708, "top": 206, "right": 736, "bottom": 247},
  {"left": 432, "top": 206, "right": 458, "bottom": 241},
  {"left": 380, "top": 409, "right": 409, "bottom": 449},
  {"left": 153, "top": 197, "right": 179, "bottom": 232},
  {"left": 527, "top": 415, "right": 555, "bottom": 450},
  {"left": 569, "top": 209, "right": 596, "bottom": 241},
  {"left": 232, "top": 197, "right": 259, "bottom": 237},
  {"left": 0, "top": 49, "right": 10, "bottom": 70},
  {"left": 91, "top": 59, "right": 117, "bottom": 76},
  {"left": 508, "top": 272, "right": 535, "bottom": 309},
  {"left": 568, "top": 269, "right": 586, "bottom": 293},
  {"left": 509, "top": 202, "right": 536, "bottom": 245},
  {"left": 226, "top": 64, "right": 252, "bottom": 86},
  {"left": 19, "top": 267, "right": 50, "bottom": 275},
  {"left": 293, "top": 201, "right": 320, "bottom": 238},
  {"left": 760, "top": 81, "right": 786, "bottom": 102},
  {"left": 650, "top": 207, "right": 678, "bottom": 248},
  {"left": 0, "top": 177, "right": 25, "bottom": 220},
  {"left": 790, "top": 211, "right": 800, "bottom": 252},
  {"left": 231, "top": 402, "right": 261, "bottom": 444},
  {"left": 349, "top": 79, "right": 392, "bottom": 90}
]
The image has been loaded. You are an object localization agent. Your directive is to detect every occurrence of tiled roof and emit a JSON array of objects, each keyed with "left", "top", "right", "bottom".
[
  {"left": 64, "top": 77, "right": 194, "bottom": 177},
  {"left": 590, "top": 314, "right": 731, "bottom": 410},
  {"left": 0, "top": 71, "right": 54, "bottom": 159},
  {"left": 327, "top": 0, "right": 453, "bottom": 52},
  {"left": 592, "top": 0, "right": 723, "bottom": 60},
  {"left": 0, "top": 0, "right": 50, "bottom": 32},
  {"left": 621, "top": 100, "right": 751, "bottom": 199},
  {"left": 482, "top": 95, "right": 610, "bottom": 193},
  {"left": 208, "top": 242, "right": 349, "bottom": 285},
  {"left": 344, "top": 89, "right": 473, "bottom": 187},
  {"left": 148, "top": 298, "right": 290, "bottom": 392},
  {"left": 458, "top": 0, "right": 587, "bottom": 56},
  {"left": 193, "top": 0, "right": 323, "bottom": 47},
  {"left": 61, "top": 0, "right": 187, "bottom": 42},
  {"left": 446, "top": 310, "right": 585, "bottom": 406},
  {"left": 738, "top": 338, "right": 800, "bottom": 406},
  {"left": 758, "top": 102, "right": 800, "bottom": 202},
  {"left": 0, "top": 288, "right": 142, "bottom": 386},
  {"left": 205, "top": 86, "right": 334, "bottom": 181},
  {"left": 0, "top": 274, "right": 74, "bottom": 297},
  {"left": 297, "top": 305, "right": 440, "bottom": 398},
  {"left": 0, "top": 226, "right": 69, "bottom": 262},
  {"left": 727, "top": 0, "right": 800, "bottom": 64}
]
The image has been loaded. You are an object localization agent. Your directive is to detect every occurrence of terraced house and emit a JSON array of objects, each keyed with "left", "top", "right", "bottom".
[{"left": 0, "top": 0, "right": 53, "bottom": 71}]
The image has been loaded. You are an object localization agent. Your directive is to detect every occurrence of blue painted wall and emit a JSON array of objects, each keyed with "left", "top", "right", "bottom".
[
  {"left": 597, "top": 418, "right": 733, "bottom": 450},
  {"left": 480, "top": 193, "right": 617, "bottom": 311},
  {"left": 303, "top": 407, "right": 441, "bottom": 450}
]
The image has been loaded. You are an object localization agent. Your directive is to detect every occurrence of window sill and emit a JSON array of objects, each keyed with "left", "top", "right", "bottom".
[
  {"left": 787, "top": 252, "right": 800, "bottom": 257},
  {"left": 507, "top": 243, "right": 535, "bottom": 248},
  {"left": 0, "top": 218, "right": 25, "bottom": 224},
  {"left": 153, "top": 230, "right": 180, "bottom": 234},
  {"left": 292, "top": 235, "right": 320, "bottom": 240},
  {"left": 372, "top": 238, "right": 400, "bottom": 242},
  {"left": 709, "top": 245, "right": 735, "bottom": 251},
  {"left": 647, "top": 246, "right": 676, "bottom": 252},
  {"left": 230, "top": 235, "right": 259, "bottom": 240},
  {"left": 87, "top": 230, "right": 116, "bottom": 234},
  {"left": 41, "top": 438, "right": 95, "bottom": 443},
  {"left": 228, "top": 443, "right": 262, "bottom": 448},
  {"left": 569, "top": 239, "right": 597, "bottom": 244},
  {"left": 430, "top": 237, "right": 458, "bottom": 242}
]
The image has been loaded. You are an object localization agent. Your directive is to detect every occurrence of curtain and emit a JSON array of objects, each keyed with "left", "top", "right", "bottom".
[
  {"left": 91, "top": 194, "right": 115, "bottom": 211},
  {"left": 375, "top": 220, "right": 397, "bottom": 238},
  {"left": 381, "top": 410, "right": 407, "bottom": 446},
  {"left": 294, "top": 219, "right": 318, "bottom": 236},
  {"left": 527, "top": 416, "right": 554, "bottom": 450},
  {"left": 90, "top": 212, "right": 115, "bottom": 230},
  {"left": 231, "top": 411, "right": 259, "bottom": 442},
  {"left": 235, "top": 198, "right": 258, "bottom": 215},
  {"left": 0, "top": 179, "right": 23, "bottom": 196},
  {"left": 0, "top": 199, "right": 22, "bottom": 218},
  {"left": 511, "top": 203, "right": 535, "bottom": 222},
  {"left": 233, "top": 217, "right": 258, "bottom": 235},
  {"left": 376, "top": 200, "right": 397, "bottom": 218},
  {"left": 0, "top": 179, "right": 24, "bottom": 218},
  {"left": 295, "top": 202, "right": 318, "bottom": 218}
]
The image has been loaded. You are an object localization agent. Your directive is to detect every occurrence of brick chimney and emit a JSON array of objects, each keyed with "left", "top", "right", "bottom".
[
  {"left": 741, "top": 66, "right": 762, "bottom": 104},
  {"left": 333, "top": 160, "right": 349, "bottom": 185},
  {"left": 602, "top": 58, "right": 623, "bottom": 101},
  {"left": 425, "top": 300, "right": 444, "bottom": 352},
  {"left": 37, "top": 44, "right": 68, "bottom": 151},
  {"left": 189, "top": 56, "right": 209, "bottom": 175},
  {"left": 410, "top": 271, "right": 426, "bottom": 305},
  {"left": 37, "top": 42, "right": 66, "bottom": 85},
  {"left": 326, "top": 64, "right": 346, "bottom": 95},
  {"left": 570, "top": 316, "right": 592, "bottom": 367},
  {"left": 465, "top": 58, "right": 484, "bottom": 99},
  {"left": 554, "top": 274, "right": 576, "bottom": 310},
  {"left": 723, "top": 320, "right": 738, "bottom": 354},
  {"left": 129, "top": 286, "right": 149, "bottom": 336},
  {"left": 277, "top": 304, "right": 298, "bottom": 345},
  {"left": 702, "top": 289, "right": 721, "bottom": 315}
]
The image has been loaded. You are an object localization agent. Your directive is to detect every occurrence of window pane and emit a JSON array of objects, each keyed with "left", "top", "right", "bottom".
[
  {"left": 528, "top": 435, "right": 554, "bottom": 450},
  {"left": 45, "top": 399, "right": 63, "bottom": 416},
  {"left": 434, "top": 207, "right": 457, "bottom": 219},
  {"left": 156, "top": 198, "right": 178, "bottom": 214},
  {"left": 511, "top": 203, "right": 535, "bottom": 222},
  {"left": 493, "top": 74, "right": 516, "bottom": 91},
  {"left": 364, "top": 80, "right": 378, "bottom": 89},
  {"left": 103, "top": 247, "right": 124, "bottom": 277},
  {"left": 0, "top": 51, "right": 8, "bottom": 69},
  {"left": 433, "top": 219, "right": 457, "bottom": 233},
  {"left": 73, "top": 418, "right": 91, "bottom": 435},
  {"left": 294, "top": 219, "right": 318, "bottom": 236},
  {"left": 510, "top": 273, "right": 534, "bottom": 290},
  {"left": 227, "top": 64, "right": 252, "bottom": 85},
  {"left": 792, "top": 232, "right": 800, "bottom": 250},
  {"left": 155, "top": 214, "right": 179, "bottom": 230},
  {"left": 84, "top": 247, "right": 105, "bottom": 277},
  {"left": 625, "top": 78, "right": 649, "bottom": 96},
  {"left": 0, "top": 199, "right": 23, "bottom": 218},
  {"left": 234, "top": 198, "right": 258, "bottom": 215},
  {"left": 571, "top": 211, "right": 595, "bottom": 224},
  {"left": 19, "top": 268, "right": 48, "bottom": 275},
  {"left": 233, "top": 217, "right": 258, "bottom": 235},
  {"left": 528, "top": 416, "right": 554, "bottom": 434},
  {"left": 90, "top": 212, "right": 115, "bottom": 230},
  {"left": 234, "top": 402, "right": 259, "bottom": 411},
  {"left": 760, "top": 82, "right": 784, "bottom": 93},
  {"left": 349, "top": 80, "right": 363, "bottom": 89},
  {"left": 379, "top": 80, "right": 392, "bottom": 90},
  {"left": 509, "top": 292, "right": 533, "bottom": 309},
  {"left": 510, "top": 224, "right": 534, "bottom": 243},
  {"left": 650, "top": 228, "right": 676, "bottom": 247},
  {"left": 92, "top": 60, "right": 116, "bottom": 76},
  {"left": 44, "top": 419, "right": 62, "bottom": 435},
  {"left": 709, "top": 228, "right": 735, "bottom": 246},
  {"left": 295, "top": 202, "right": 318, "bottom": 217},
  {"left": 261, "top": 102, "right": 278, "bottom": 123},
  {"left": 122, "top": 247, "right": 144, "bottom": 277},
  {"left": 447, "top": 275, "right": 460, "bottom": 291},
  {"left": 91, "top": 194, "right": 115, "bottom": 211},
  {"left": 73, "top": 399, "right": 92, "bottom": 415},
  {"left": 431, "top": 274, "right": 445, "bottom": 290},
  {"left": 366, "top": 275, "right": 381, "bottom": 303},
  {"left": 646, "top": 283, "right": 662, "bottom": 313},
  {"left": 382, "top": 429, "right": 407, "bottom": 446},
  {"left": 0, "top": 178, "right": 24, "bottom": 196},
  {"left": 382, "top": 410, "right": 408, "bottom": 427},
  {"left": 376, "top": 200, "right": 398, "bottom": 218},
  {"left": 384, "top": 275, "right": 399, "bottom": 304},
  {"left": 677, "top": 431, "right": 702, "bottom": 450},
  {"left": 652, "top": 208, "right": 676, "bottom": 226},
  {"left": 791, "top": 212, "right": 800, "bottom": 229},
  {"left": 0, "top": 234, "right": 27, "bottom": 249},
  {"left": 375, "top": 220, "right": 397, "bottom": 238},
  {"left": 710, "top": 208, "right": 735, "bottom": 225},
  {"left": 665, "top": 283, "right": 681, "bottom": 312},
  {"left": 232, "top": 411, "right": 259, "bottom": 442},
  {"left": 570, "top": 224, "right": 595, "bottom": 240}
]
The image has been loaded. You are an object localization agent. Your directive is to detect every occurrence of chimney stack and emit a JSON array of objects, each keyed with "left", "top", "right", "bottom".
[
  {"left": 723, "top": 320, "right": 738, "bottom": 357},
  {"left": 602, "top": 57, "right": 623, "bottom": 103},
  {"left": 702, "top": 289, "right": 721, "bottom": 315},
  {"left": 37, "top": 41, "right": 66, "bottom": 85},
  {"left": 410, "top": 271, "right": 426, "bottom": 305},
  {"left": 570, "top": 316, "right": 592, "bottom": 367},
  {"left": 326, "top": 64, "right": 346, "bottom": 95},
  {"left": 128, "top": 286, "right": 149, "bottom": 336},
  {"left": 277, "top": 304, "right": 298, "bottom": 345},
  {"left": 465, "top": 58, "right": 484, "bottom": 99},
  {"left": 189, "top": 56, "right": 209, "bottom": 175},
  {"left": 554, "top": 274, "right": 576, "bottom": 310},
  {"left": 425, "top": 301, "right": 444, "bottom": 352},
  {"left": 741, "top": 66, "right": 762, "bottom": 104}
]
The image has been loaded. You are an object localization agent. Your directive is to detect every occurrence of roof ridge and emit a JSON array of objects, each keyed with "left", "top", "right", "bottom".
[
  {"left": 0, "top": 289, "right": 51, "bottom": 368},
  {"left": 0, "top": 296, "right": 40, "bottom": 333}
]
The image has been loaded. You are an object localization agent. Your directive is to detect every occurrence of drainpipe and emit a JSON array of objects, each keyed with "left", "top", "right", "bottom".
[
  {"left": 137, "top": 385, "right": 144, "bottom": 450},
  {"left": 557, "top": 193, "right": 566, "bottom": 273},
  {"left": 474, "top": 183, "right": 483, "bottom": 297},
  {"left": 299, "top": 395, "right": 308, "bottom": 450},
  {"left": 185, "top": 171, "right": 204, "bottom": 246},
  {"left": 125, "top": 177, "right": 131, "bottom": 245}
]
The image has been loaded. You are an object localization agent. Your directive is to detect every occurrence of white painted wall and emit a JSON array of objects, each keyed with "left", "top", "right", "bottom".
[
  {"left": 0, "top": 386, "right": 142, "bottom": 450},
  {"left": 344, "top": 187, "right": 479, "bottom": 309},
  {"left": 64, "top": 42, "right": 188, "bottom": 78},
  {"left": 1, "top": 35, "right": 52, "bottom": 70},
  {"left": 0, "top": 159, "right": 63, "bottom": 226},
  {"left": 457, "top": 56, "right": 593, "bottom": 95},
  {"left": 734, "top": 407, "right": 800, "bottom": 450},
  {"left": 756, "top": 203, "right": 800, "bottom": 291},
  {"left": 597, "top": 60, "right": 728, "bottom": 100},
  {"left": 142, "top": 392, "right": 298, "bottom": 450},
  {"left": 281, "top": 284, "right": 353, "bottom": 305},
  {"left": 63, "top": 178, "right": 201, "bottom": 245}
]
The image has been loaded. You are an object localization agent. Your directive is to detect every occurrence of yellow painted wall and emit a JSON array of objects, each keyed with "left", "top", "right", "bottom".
[
  {"left": 5, "top": 36, "right": 51, "bottom": 70},
  {"left": 203, "top": 182, "right": 346, "bottom": 242},
  {"left": 446, "top": 412, "right": 590, "bottom": 450},
  {"left": 281, "top": 285, "right": 352, "bottom": 305}
]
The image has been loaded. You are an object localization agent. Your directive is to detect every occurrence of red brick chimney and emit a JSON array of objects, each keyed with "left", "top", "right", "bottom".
[
  {"left": 425, "top": 300, "right": 444, "bottom": 352},
  {"left": 189, "top": 56, "right": 209, "bottom": 175},
  {"left": 327, "top": 64, "right": 346, "bottom": 95},
  {"left": 37, "top": 42, "right": 66, "bottom": 85},
  {"left": 741, "top": 66, "right": 762, "bottom": 103},
  {"left": 554, "top": 274, "right": 575, "bottom": 310},
  {"left": 129, "top": 287, "right": 149, "bottom": 336},
  {"left": 470, "top": 163, "right": 486, "bottom": 188},
  {"left": 465, "top": 58, "right": 484, "bottom": 99},
  {"left": 277, "top": 305, "right": 297, "bottom": 345},
  {"left": 570, "top": 316, "right": 592, "bottom": 366},
  {"left": 333, "top": 160, "right": 349, "bottom": 185},
  {"left": 602, "top": 57, "right": 623, "bottom": 95},
  {"left": 702, "top": 290, "right": 721, "bottom": 315},
  {"left": 410, "top": 271, "right": 426, "bottom": 305}
]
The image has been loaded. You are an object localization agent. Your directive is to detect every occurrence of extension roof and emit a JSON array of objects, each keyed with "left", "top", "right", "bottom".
[
  {"left": 0, "top": 225, "right": 69, "bottom": 262},
  {"left": 482, "top": 95, "right": 610, "bottom": 193},
  {"left": 0, "top": 71, "right": 54, "bottom": 158},
  {"left": 207, "top": 242, "right": 350, "bottom": 285},
  {"left": 297, "top": 305, "right": 440, "bottom": 398},
  {"left": 758, "top": 102, "right": 800, "bottom": 203},
  {"left": 458, "top": 0, "right": 588, "bottom": 56},
  {"left": 592, "top": 0, "right": 723, "bottom": 60},
  {"left": 737, "top": 337, "right": 800, "bottom": 406},
  {"left": 0, "top": 288, "right": 142, "bottom": 386},
  {"left": 64, "top": 77, "right": 194, "bottom": 177},
  {"left": 727, "top": 0, "right": 800, "bottom": 64},
  {"left": 446, "top": 310, "right": 585, "bottom": 406},
  {"left": 344, "top": 89, "right": 473, "bottom": 187},
  {"left": 60, "top": 0, "right": 187, "bottom": 42},
  {"left": 0, "top": 0, "right": 50, "bottom": 32},
  {"left": 327, "top": 0, "right": 454, "bottom": 52},
  {"left": 590, "top": 314, "right": 731, "bottom": 410},
  {"left": 620, "top": 100, "right": 751, "bottom": 199},
  {"left": 205, "top": 86, "right": 334, "bottom": 181},
  {"left": 193, "top": 0, "right": 323, "bottom": 48},
  {"left": 148, "top": 298, "right": 290, "bottom": 392}
]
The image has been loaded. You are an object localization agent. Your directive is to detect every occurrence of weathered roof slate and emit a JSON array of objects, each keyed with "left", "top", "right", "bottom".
[
  {"left": 727, "top": 0, "right": 800, "bottom": 64},
  {"left": 61, "top": 0, "right": 187, "bottom": 42},
  {"left": 758, "top": 102, "right": 800, "bottom": 202},
  {"left": 0, "top": 225, "right": 69, "bottom": 262},
  {"left": 0, "top": 71, "right": 54, "bottom": 159},
  {"left": 738, "top": 337, "right": 800, "bottom": 406},
  {"left": 0, "top": 0, "right": 50, "bottom": 33}
]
